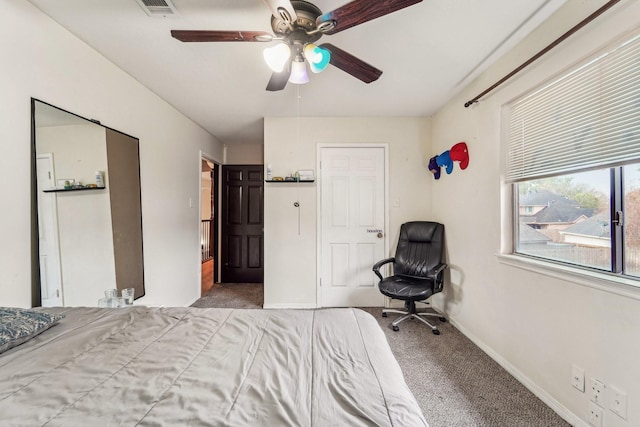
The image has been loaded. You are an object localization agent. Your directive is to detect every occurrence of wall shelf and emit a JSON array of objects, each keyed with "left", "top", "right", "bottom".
[
  {"left": 43, "top": 186, "right": 106, "bottom": 193},
  {"left": 265, "top": 180, "right": 314, "bottom": 183}
]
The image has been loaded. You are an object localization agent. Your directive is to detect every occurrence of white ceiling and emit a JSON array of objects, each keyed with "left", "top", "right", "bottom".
[{"left": 27, "top": 0, "right": 565, "bottom": 146}]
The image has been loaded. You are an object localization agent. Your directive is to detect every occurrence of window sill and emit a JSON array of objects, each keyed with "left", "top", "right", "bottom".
[{"left": 496, "top": 253, "right": 640, "bottom": 301}]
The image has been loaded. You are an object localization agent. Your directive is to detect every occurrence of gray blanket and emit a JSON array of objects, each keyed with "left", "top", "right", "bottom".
[{"left": 0, "top": 307, "right": 427, "bottom": 426}]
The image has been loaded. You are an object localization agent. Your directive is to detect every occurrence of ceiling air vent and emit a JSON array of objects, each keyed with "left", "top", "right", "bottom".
[{"left": 135, "top": 0, "right": 178, "bottom": 17}]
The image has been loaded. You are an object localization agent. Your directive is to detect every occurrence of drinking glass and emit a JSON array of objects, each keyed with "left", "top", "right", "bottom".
[
  {"left": 111, "top": 297, "right": 126, "bottom": 308},
  {"left": 121, "top": 288, "right": 135, "bottom": 305}
]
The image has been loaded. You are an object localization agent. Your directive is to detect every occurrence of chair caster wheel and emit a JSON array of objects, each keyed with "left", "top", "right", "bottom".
[
  {"left": 392, "top": 325, "right": 399, "bottom": 332},
  {"left": 439, "top": 317, "right": 447, "bottom": 322},
  {"left": 432, "top": 329, "right": 440, "bottom": 335},
  {"left": 382, "top": 312, "right": 388, "bottom": 317}
]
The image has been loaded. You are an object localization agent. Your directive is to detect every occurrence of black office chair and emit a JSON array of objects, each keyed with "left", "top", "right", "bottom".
[{"left": 373, "top": 221, "right": 447, "bottom": 334}]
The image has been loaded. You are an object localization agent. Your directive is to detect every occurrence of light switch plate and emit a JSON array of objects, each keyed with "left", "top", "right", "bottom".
[
  {"left": 572, "top": 365, "right": 585, "bottom": 392},
  {"left": 610, "top": 384, "right": 627, "bottom": 420}
]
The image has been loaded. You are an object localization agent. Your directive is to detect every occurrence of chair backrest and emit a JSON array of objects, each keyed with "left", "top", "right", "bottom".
[{"left": 394, "top": 221, "right": 445, "bottom": 277}]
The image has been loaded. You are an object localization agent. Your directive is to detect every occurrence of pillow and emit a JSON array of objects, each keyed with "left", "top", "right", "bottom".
[{"left": 0, "top": 308, "right": 64, "bottom": 354}]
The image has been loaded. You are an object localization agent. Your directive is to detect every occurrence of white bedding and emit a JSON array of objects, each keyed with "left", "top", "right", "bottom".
[{"left": 0, "top": 307, "right": 427, "bottom": 426}]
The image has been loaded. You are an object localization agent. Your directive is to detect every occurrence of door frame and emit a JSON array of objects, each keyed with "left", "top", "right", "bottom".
[
  {"left": 199, "top": 151, "right": 222, "bottom": 287},
  {"left": 211, "top": 162, "right": 219, "bottom": 283},
  {"left": 315, "top": 143, "right": 390, "bottom": 308}
]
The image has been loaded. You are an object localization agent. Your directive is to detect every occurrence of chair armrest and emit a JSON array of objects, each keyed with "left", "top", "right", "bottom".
[
  {"left": 429, "top": 262, "right": 448, "bottom": 292},
  {"left": 372, "top": 257, "right": 395, "bottom": 281},
  {"left": 429, "top": 262, "right": 447, "bottom": 277}
]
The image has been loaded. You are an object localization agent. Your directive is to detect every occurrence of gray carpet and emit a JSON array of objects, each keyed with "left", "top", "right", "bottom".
[
  {"left": 192, "top": 282, "right": 263, "bottom": 309},
  {"left": 192, "top": 284, "right": 570, "bottom": 427}
]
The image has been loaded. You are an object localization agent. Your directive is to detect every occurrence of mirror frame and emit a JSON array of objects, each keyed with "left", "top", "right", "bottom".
[{"left": 30, "top": 98, "right": 145, "bottom": 307}]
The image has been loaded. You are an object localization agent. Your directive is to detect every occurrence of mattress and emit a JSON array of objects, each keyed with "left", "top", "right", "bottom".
[{"left": 0, "top": 307, "right": 427, "bottom": 426}]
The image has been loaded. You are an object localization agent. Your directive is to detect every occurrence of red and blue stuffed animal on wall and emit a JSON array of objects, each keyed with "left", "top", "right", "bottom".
[{"left": 428, "top": 142, "right": 469, "bottom": 180}]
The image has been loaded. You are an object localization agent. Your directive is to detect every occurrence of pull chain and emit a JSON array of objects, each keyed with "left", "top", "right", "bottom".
[{"left": 295, "top": 85, "right": 301, "bottom": 235}]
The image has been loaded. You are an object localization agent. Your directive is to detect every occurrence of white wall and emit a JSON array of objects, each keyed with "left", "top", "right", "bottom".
[
  {"left": 224, "top": 143, "right": 263, "bottom": 165},
  {"left": 263, "top": 117, "right": 432, "bottom": 307},
  {"left": 37, "top": 124, "right": 108, "bottom": 186},
  {"left": 429, "top": 1, "right": 640, "bottom": 426},
  {"left": 0, "top": 2, "right": 224, "bottom": 308}
]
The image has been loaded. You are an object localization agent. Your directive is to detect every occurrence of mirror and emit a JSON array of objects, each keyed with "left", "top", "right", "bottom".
[{"left": 32, "top": 99, "right": 144, "bottom": 307}]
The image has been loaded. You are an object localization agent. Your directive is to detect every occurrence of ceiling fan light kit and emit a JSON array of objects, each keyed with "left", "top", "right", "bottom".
[
  {"left": 264, "top": 41, "right": 330, "bottom": 85},
  {"left": 289, "top": 59, "right": 310, "bottom": 84},
  {"left": 170, "top": 0, "right": 423, "bottom": 91},
  {"left": 264, "top": 43, "right": 291, "bottom": 73},
  {"left": 304, "top": 44, "right": 331, "bottom": 73}
]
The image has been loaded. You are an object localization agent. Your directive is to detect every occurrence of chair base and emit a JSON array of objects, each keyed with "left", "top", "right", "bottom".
[{"left": 382, "top": 301, "right": 446, "bottom": 334}]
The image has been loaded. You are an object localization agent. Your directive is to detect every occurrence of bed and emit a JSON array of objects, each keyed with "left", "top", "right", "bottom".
[{"left": 0, "top": 306, "right": 427, "bottom": 426}]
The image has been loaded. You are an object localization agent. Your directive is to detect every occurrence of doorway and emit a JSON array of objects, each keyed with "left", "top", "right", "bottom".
[
  {"left": 201, "top": 158, "right": 219, "bottom": 295},
  {"left": 318, "top": 145, "right": 388, "bottom": 307}
]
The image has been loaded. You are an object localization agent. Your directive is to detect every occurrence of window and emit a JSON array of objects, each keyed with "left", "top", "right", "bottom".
[{"left": 506, "top": 31, "right": 640, "bottom": 281}]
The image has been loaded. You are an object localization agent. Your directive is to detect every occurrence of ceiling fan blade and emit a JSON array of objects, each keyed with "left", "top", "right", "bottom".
[
  {"left": 262, "top": 0, "right": 297, "bottom": 23},
  {"left": 317, "top": 0, "right": 422, "bottom": 35},
  {"left": 266, "top": 70, "right": 290, "bottom": 91},
  {"left": 171, "top": 30, "right": 273, "bottom": 42},
  {"left": 320, "top": 43, "right": 382, "bottom": 84}
]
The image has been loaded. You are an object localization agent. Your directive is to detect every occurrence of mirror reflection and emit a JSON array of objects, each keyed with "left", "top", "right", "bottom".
[{"left": 33, "top": 100, "right": 144, "bottom": 306}]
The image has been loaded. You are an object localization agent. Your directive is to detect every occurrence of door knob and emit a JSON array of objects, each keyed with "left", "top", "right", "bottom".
[{"left": 377, "top": 232, "right": 383, "bottom": 238}]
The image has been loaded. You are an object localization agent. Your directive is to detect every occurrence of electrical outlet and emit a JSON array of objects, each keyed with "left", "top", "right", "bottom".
[
  {"left": 589, "top": 378, "right": 605, "bottom": 406},
  {"left": 610, "top": 385, "right": 627, "bottom": 420},
  {"left": 572, "top": 365, "right": 585, "bottom": 392},
  {"left": 588, "top": 402, "right": 603, "bottom": 427}
]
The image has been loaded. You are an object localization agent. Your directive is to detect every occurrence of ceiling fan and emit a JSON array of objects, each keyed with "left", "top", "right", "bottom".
[{"left": 171, "top": 0, "right": 423, "bottom": 91}]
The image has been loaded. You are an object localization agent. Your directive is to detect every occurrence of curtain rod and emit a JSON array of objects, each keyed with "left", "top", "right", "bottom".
[{"left": 463, "top": 0, "right": 621, "bottom": 108}]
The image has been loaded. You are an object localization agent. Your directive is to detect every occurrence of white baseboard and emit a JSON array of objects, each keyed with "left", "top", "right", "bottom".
[
  {"left": 262, "top": 303, "right": 318, "bottom": 309},
  {"left": 447, "top": 315, "right": 587, "bottom": 427}
]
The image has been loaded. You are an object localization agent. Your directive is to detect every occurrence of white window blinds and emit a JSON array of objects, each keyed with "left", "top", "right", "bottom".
[{"left": 506, "top": 32, "right": 640, "bottom": 183}]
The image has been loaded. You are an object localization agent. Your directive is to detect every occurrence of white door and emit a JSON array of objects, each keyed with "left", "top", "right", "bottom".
[
  {"left": 36, "top": 154, "right": 63, "bottom": 307},
  {"left": 319, "top": 146, "right": 386, "bottom": 307}
]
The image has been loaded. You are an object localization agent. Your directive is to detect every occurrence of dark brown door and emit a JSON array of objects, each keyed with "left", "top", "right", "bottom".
[{"left": 221, "top": 165, "right": 264, "bottom": 283}]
